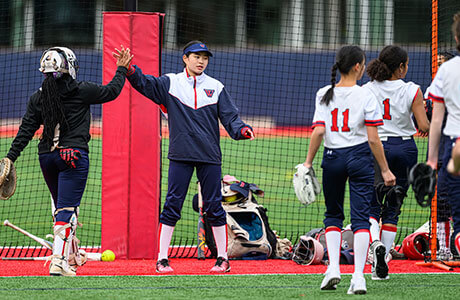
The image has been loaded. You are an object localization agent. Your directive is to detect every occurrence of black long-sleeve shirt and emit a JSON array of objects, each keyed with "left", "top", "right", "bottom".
[{"left": 7, "top": 66, "right": 128, "bottom": 162}]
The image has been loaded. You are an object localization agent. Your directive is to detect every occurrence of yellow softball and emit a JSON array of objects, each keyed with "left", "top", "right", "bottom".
[{"left": 101, "top": 249, "right": 116, "bottom": 262}]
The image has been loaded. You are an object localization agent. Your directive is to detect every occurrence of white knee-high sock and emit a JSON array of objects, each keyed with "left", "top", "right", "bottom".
[
  {"left": 212, "top": 225, "right": 228, "bottom": 259},
  {"left": 325, "top": 227, "right": 341, "bottom": 270},
  {"left": 353, "top": 229, "right": 370, "bottom": 277},
  {"left": 369, "top": 217, "right": 380, "bottom": 242},
  {"left": 381, "top": 224, "right": 397, "bottom": 257},
  {"left": 158, "top": 224, "right": 174, "bottom": 260}
]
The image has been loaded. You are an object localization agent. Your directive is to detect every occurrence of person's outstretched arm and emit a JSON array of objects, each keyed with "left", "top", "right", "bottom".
[
  {"left": 82, "top": 46, "right": 133, "bottom": 105},
  {"left": 218, "top": 88, "right": 254, "bottom": 140}
]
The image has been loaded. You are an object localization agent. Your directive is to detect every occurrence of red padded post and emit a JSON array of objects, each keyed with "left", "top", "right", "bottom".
[{"left": 102, "top": 12, "right": 162, "bottom": 259}]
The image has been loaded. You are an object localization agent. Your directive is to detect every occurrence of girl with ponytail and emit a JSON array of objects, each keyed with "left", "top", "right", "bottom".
[
  {"left": 363, "top": 45, "right": 429, "bottom": 280},
  {"left": 302, "top": 45, "right": 395, "bottom": 295}
]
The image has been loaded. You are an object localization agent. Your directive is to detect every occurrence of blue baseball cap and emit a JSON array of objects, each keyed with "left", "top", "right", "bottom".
[
  {"left": 229, "top": 181, "right": 250, "bottom": 198},
  {"left": 183, "top": 43, "right": 213, "bottom": 57}
]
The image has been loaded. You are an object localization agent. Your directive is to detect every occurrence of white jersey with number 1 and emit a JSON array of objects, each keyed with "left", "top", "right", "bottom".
[
  {"left": 312, "top": 85, "right": 383, "bottom": 149},
  {"left": 427, "top": 56, "right": 460, "bottom": 138},
  {"left": 363, "top": 80, "right": 420, "bottom": 138}
]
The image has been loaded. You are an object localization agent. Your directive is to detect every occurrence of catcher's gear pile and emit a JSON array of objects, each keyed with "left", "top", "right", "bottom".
[
  {"left": 0, "top": 158, "right": 17, "bottom": 200},
  {"left": 408, "top": 163, "right": 436, "bottom": 207},
  {"left": 293, "top": 164, "right": 321, "bottom": 206}
]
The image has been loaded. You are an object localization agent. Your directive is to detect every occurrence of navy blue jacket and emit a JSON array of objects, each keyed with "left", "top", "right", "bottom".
[{"left": 127, "top": 66, "right": 251, "bottom": 164}]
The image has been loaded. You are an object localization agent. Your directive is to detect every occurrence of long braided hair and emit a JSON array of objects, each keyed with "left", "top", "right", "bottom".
[
  {"left": 321, "top": 45, "right": 365, "bottom": 106},
  {"left": 40, "top": 73, "right": 68, "bottom": 148}
]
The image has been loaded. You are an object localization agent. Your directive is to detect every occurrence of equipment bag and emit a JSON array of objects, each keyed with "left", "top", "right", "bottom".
[{"left": 197, "top": 180, "right": 278, "bottom": 259}]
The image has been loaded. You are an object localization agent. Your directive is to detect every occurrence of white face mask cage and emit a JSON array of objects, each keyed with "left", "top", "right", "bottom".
[
  {"left": 292, "top": 236, "right": 324, "bottom": 265},
  {"left": 39, "top": 47, "right": 79, "bottom": 79}
]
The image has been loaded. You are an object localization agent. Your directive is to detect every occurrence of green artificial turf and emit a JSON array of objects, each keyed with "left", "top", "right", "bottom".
[{"left": 0, "top": 274, "right": 458, "bottom": 299}]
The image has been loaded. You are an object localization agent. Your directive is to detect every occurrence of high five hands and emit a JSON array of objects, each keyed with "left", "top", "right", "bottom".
[{"left": 113, "top": 45, "right": 133, "bottom": 69}]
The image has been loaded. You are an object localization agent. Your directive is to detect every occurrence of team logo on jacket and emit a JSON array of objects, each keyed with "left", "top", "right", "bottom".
[{"left": 204, "top": 89, "right": 215, "bottom": 97}]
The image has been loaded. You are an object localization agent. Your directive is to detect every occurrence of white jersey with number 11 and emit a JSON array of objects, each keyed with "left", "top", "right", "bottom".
[{"left": 312, "top": 85, "right": 383, "bottom": 149}]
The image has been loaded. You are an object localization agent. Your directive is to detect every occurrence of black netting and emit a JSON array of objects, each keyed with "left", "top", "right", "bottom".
[{"left": 0, "top": 0, "right": 454, "bottom": 259}]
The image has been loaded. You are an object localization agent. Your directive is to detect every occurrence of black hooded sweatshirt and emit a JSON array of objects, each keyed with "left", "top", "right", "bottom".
[{"left": 7, "top": 66, "right": 127, "bottom": 162}]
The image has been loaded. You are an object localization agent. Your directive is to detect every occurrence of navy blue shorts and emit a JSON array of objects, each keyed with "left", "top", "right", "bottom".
[
  {"left": 39, "top": 148, "right": 89, "bottom": 221},
  {"left": 438, "top": 137, "right": 460, "bottom": 237},
  {"left": 370, "top": 137, "right": 418, "bottom": 225},
  {"left": 159, "top": 160, "right": 226, "bottom": 227},
  {"left": 321, "top": 142, "right": 374, "bottom": 232},
  {"left": 436, "top": 135, "right": 452, "bottom": 222}
]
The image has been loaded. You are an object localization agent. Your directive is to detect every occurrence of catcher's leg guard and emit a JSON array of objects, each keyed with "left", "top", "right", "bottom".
[{"left": 50, "top": 207, "right": 78, "bottom": 276}]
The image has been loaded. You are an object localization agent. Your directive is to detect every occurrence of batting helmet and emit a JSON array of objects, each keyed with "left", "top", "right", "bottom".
[
  {"left": 401, "top": 232, "right": 429, "bottom": 260},
  {"left": 221, "top": 183, "right": 247, "bottom": 204},
  {"left": 292, "top": 236, "right": 324, "bottom": 265},
  {"left": 408, "top": 163, "right": 436, "bottom": 207},
  {"left": 39, "top": 47, "right": 79, "bottom": 79}
]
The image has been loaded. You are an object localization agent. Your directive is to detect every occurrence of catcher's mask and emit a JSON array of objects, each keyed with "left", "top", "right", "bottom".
[
  {"left": 401, "top": 232, "right": 429, "bottom": 260},
  {"left": 292, "top": 235, "right": 324, "bottom": 265},
  {"left": 39, "top": 47, "right": 79, "bottom": 79},
  {"left": 408, "top": 163, "right": 436, "bottom": 207}
]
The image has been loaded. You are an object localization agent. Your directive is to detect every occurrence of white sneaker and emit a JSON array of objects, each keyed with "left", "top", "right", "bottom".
[
  {"left": 49, "top": 255, "right": 76, "bottom": 277},
  {"left": 347, "top": 275, "right": 367, "bottom": 295},
  {"left": 370, "top": 240, "right": 389, "bottom": 280},
  {"left": 320, "top": 268, "right": 341, "bottom": 290}
]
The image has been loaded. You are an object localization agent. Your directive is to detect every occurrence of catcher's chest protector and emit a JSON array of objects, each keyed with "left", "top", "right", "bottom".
[{"left": 225, "top": 201, "right": 271, "bottom": 258}]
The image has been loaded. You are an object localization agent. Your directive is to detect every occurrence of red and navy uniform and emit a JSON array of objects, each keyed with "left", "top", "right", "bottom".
[
  {"left": 312, "top": 85, "right": 383, "bottom": 232},
  {"left": 127, "top": 66, "right": 252, "bottom": 227},
  {"left": 363, "top": 80, "right": 420, "bottom": 225},
  {"left": 427, "top": 56, "right": 460, "bottom": 241}
]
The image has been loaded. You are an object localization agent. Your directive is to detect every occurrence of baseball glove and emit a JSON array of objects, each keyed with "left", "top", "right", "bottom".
[
  {"left": 408, "top": 162, "right": 436, "bottom": 208},
  {"left": 0, "top": 157, "right": 17, "bottom": 200},
  {"left": 293, "top": 164, "right": 321, "bottom": 206}
]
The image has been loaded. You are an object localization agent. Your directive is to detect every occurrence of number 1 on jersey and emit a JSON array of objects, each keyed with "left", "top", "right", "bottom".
[
  {"left": 383, "top": 98, "right": 391, "bottom": 120},
  {"left": 331, "top": 108, "right": 350, "bottom": 132}
]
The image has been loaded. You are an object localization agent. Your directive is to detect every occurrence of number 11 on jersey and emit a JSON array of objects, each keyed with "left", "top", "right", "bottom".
[{"left": 331, "top": 108, "right": 350, "bottom": 132}]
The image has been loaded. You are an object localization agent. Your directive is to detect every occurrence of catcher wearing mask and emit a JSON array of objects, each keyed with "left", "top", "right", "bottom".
[{"left": 1, "top": 45, "right": 132, "bottom": 276}]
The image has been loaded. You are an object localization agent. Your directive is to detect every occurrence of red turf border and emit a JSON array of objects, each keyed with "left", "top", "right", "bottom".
[{"left": 0, "top": 259, "right": 458, "bottom": 277}]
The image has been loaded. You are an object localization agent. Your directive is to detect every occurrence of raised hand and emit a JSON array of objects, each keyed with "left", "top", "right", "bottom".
[{"left": 113, "top": 45, "right": 133, "bottom": 69}]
